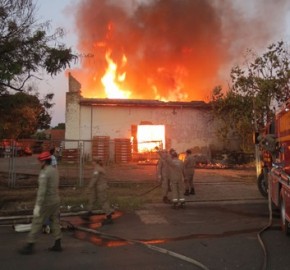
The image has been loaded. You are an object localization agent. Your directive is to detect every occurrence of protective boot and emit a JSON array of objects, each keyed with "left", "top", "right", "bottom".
[
  {"left": 184, "top": 189, "right": 190, "bottom": 196},
  {"left": 48, "top": 239, "right": 62, "bottom": 252},
  {"left": 190, "top": 188, "right": 195, "bottom": 195},
  {"left": 19, "top": 243, "right": 34, "bottom": 255},
  {"left": 101, "top": 214, "right": 113, "bottom": 225}
]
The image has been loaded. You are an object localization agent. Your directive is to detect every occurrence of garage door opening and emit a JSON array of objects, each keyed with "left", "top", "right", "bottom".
[{"left": 137, "top": 125, "right": 165, "bottom": 153}]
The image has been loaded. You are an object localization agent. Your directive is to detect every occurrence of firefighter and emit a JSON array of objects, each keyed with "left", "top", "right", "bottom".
[
  {"left": 157, "top": 150, "right": 171, "bottom": 204},
  {"left": 158, "top": 149, "right": 185, "bottom": 208},
  {"left": 83, "top": 157, "right": 114, "bottom": 225},
  {"left": 41, "top": 147, "right": 58, "bottom": 234},
  {"left": 19, "top": 151, "right": 62, "bottom": 255},
  {"left": 183, "top": 149, "right": 196, "bottom": 196}
]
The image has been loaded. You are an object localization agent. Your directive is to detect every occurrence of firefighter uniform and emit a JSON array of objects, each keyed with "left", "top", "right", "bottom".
[
  {"left": 183, "top": 150, "right": 196, "bottom": 195},
  {"left": 86, "top": 159, "right": 114, "bottom": 224},
  {"left": 19, "top": 151, "right": 62, "bottom": 255},
  {"left": 160, "top": 150, "right": 185, "bottom": 207},
  {"left": 157, "top": 154, "right": 171, "bottom": 203},
  {"left": 28, "top": 165, "right": 61, "bottom": 242}
]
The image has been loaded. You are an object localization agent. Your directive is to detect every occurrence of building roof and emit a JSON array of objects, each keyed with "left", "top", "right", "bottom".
[{"left": 79, "top": 98, "right": 210, "bottom": 109}]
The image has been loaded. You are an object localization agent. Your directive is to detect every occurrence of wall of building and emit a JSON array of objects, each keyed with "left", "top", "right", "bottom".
[
  {"left": 78, "top": 105, "right": 216, "bottom": 154},
  {"left": 65, "top": 74, "right": 241, "bottom": 162}
]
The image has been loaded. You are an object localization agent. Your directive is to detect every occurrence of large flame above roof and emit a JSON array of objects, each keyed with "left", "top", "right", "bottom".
[{"left": 69, "top": 0, "right": 290, "bottom": 101}]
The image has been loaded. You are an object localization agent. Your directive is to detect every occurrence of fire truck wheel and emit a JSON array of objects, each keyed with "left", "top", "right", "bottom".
[
  {"left": 257, "top": 173, "right": 268, "bottom": 198},
  {"left": 280, "top": 196, "right": 290, "bottom": 236}
]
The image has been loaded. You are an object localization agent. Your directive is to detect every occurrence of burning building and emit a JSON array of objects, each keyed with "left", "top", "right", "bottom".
[
  {"left": 63, "top": 0, "right": 286, "bottom": 163},
  {"left": 65, "top": 73, "right": 226, "bottom": 163}
]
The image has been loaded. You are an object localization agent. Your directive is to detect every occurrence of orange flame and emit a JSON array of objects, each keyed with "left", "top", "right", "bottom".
[{"left": 101, "top": 50, "right": 131, "bottom": 98}]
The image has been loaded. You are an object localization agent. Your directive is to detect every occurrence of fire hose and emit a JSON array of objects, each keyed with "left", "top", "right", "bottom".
[
  {"left": 136, "top": 164, "right": 162, "bottom": 197},
  {"left": 63, "top": 171, "right": 209, "bottom": 270},
  {"left": 136, "top": 182, "right": 161, "bottom": 196},
  {"left": 65, "top": 221, "right": 209, "bottom": 270},
  {"left": 257, "top": 171, "right": 272, "bottom": 270},
  {"left": 4, "top": 204, "right": 209, "bottom": 270}
]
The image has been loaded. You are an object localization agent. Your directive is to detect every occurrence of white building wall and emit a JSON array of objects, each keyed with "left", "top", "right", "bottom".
[
  {"left": 65, "top": 75, "right": 226, "bottom": 161},
  {"left": 79, "top": 105, "right": 217, "bottom": 154},
  {"left": 65, "top": 92, "right": 81, "bottom": 150},
  {"left": 79, "top": 106, "right": 92, "bottom": 140}
]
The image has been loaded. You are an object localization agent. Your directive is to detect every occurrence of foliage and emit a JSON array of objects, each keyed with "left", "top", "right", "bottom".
[
  {"left": 211, "top": 41, "right": 290, "bottom": 151},
  {"left": 0, "top": 91, "right": 53, "bottom": 139},
  {"left": 211, "top": 86, "right": 254, "bottom": 152},
  {"left": 52, "top": 123, "right": 65, "bottom": 130},
  {"left": 231, "top": 41, "right": 290, "bottom": 130},
  {"left": 31, "top": 130, "right": 48, "bottom": 140},
  {"left": 0, "top": 0, "right": 77, "bottom": 93}
]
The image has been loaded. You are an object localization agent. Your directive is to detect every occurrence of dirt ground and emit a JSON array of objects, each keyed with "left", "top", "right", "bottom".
[{"left": 0, "top": 159, "right": 259, "bottom": 217}]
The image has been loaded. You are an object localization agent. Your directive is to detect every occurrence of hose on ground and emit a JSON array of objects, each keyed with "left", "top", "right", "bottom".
[
  {"left": 137, "top": 183, "right": 161, "bottom": 197},
  {"left": 67, "top": 221, "right": 209, "bottom": 270},
  {"left": 257, "top": 174, "right": 272, "bottom": 270}
]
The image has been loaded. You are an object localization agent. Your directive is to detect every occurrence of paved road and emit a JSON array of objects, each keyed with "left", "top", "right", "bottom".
[
  {"left": 1, "top": 164, "right": 290, "bottom": 270},
  {"left": 1, "top": 201, "right": 290, "bottom": 270}
]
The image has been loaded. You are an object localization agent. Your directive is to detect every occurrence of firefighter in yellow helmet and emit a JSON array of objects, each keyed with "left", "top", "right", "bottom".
[
  {"left": 19, "top": 151, "right": 62, "bottom": 255},
  {"left": 82, "top": 157, "right": 114, "bottom": 225}
]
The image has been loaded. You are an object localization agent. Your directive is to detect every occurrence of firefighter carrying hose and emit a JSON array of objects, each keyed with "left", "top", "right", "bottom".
[{"left": 19, "top": 151, "right": 62, "bottom": 255}]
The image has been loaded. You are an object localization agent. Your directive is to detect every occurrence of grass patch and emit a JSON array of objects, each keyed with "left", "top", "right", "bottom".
[{"left": 0, "top": 182, "right": 162, "bottom": 214}]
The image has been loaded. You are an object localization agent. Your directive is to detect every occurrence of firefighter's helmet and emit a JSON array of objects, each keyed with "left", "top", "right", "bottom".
[{"left": 38, "top": 151, "right": 51, "bottom": 161}]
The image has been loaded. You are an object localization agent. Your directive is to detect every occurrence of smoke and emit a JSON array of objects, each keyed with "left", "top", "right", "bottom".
[{"left": 70, "top": 0, "right": 290, "bottom": 101}]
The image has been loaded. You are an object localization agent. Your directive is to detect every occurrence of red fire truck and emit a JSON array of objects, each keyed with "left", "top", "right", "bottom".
[{"left": 256, "top": 99, "right": 290, "bottom": 235}]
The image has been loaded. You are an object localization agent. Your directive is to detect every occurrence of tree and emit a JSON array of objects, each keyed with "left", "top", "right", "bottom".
[
  {"left": 211, "top": 41, "right": 290, "bottom": 151},
  {"left": 211, "top": 86, "right": 254, "bottom": 152},
  {"left": 52, "top": 123, "right": 65, "bottom": 130},
  {"left": 0, "top": 0, "right": 77, "bottom": 93},
  {"left": 231, "top": 41, "right": 290, "bottom": 131},
  {"left": 0, "top": 91, "right": 53, "bottom": 139}
]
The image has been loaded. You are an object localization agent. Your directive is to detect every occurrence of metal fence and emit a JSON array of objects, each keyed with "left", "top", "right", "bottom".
[{"left": 0, "top": 138, "right": 137, "bottom": 188}]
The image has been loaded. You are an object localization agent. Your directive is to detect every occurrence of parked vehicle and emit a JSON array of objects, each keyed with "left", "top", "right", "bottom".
[
  {"left": 255, "top": 99, "right": 290, "bottom": 235},
  {"left": 0, "top": 140, "right": 32, "bottom": 157}
]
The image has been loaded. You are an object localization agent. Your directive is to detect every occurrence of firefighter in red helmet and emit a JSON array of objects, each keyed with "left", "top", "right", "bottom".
[{"left": 19, "top": 151, "right": 62, "bottom": 254}]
